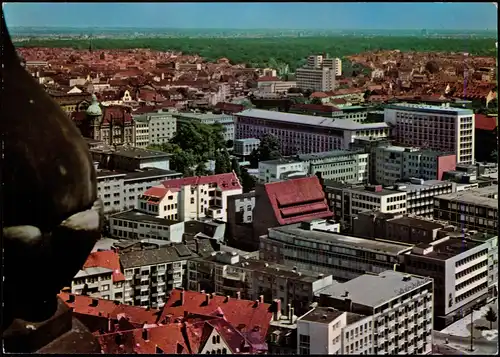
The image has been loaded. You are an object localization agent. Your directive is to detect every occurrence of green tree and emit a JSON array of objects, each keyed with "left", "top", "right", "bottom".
[
  {"left": 310, "top": 97, "right": 323, "bottom": 105},
  {"left": 215, "top": 150, "right": 231, "bottom": 174},
  {"left": 170, "top": 150, "right": 198, "bottom": 177},
  {"left": 258, "top": 133, "right": 282, "bottom": 161},
  {"left": 485, "top": 306, "right": 497, "bottom": 330},
  {"left": 231, "top": 157, "right": 242, "bottom": 177},
  {"left": 240, "top": 167, "right": 257, "bottom": 193}
]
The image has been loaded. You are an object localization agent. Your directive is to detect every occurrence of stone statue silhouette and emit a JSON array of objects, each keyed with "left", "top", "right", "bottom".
[{"left": 1, "top": 8, "right": 103, "bottom": 353}]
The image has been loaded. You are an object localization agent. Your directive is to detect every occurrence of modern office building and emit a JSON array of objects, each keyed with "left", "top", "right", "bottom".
[
  {"left": 173, "top": 111, "right": 235, "bottom": 143},
  {"left": 402, "top": 233, "right": 497, "bottom": 329},
  {"left": 433, "top": 185, "right": 498, "bottom": 235},
  {"left": 323, "top": 182, "right": 407, "bottom": 230},
  {"left": 392, "top": 179, "right": 456, "bottom": 218},
  {"left": 132, "top": 109, "right": 178, "bottom": 147},
  {"left": 235, "top": 109, "right": 390, "bottom": 155},
  {"left": 296, "top": 55, "right": 341, "bottom": 91},
  {"left": 297, "top": 307, "right": 373, "bottom": 355},
  {"left": 384, "top": 103, "right": 475, "bottom": 164},
  {"left": 96, "top": 168, "right": 181, "bottom": 214},
  {"left": 138, "top": 172, "right": 243, "bottom": 222},
  {"left": 318, "top": 270, "right": 434, "bottom": 355},
  {"left": 233, "top": 138, "right": 261, "bottom": 156},
  {"left": 374, "top": 145, "right": 456, "bottom": 185},
  {"left": 260, "top": 219, "right": 413, "bottom": 281}
]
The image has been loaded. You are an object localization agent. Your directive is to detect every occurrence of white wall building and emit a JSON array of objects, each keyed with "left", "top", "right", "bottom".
[
  {"left": 137, "top": 172, "right": 243, "bottom": 222},
  {"left": 233, "top": 138, "right": 261, "bottom": 156},
  {"left": 384, "top": 103, "right": 475, "bottom": 164},
  {"left": 133, "top": 110, "right": 178, "bottom": 147},
  {"left": 297, "top": 307, "right": 373, "bottom": 355}
]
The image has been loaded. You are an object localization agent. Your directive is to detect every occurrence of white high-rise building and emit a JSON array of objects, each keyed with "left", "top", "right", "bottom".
[{"left": 297, "top": 55, "right": 342, "bottom": 92}]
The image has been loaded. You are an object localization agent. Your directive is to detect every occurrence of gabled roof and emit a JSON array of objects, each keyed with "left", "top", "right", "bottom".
[
  {"left": 142, "top": 186, "right": 171, "bottom": 200},
  {"left": 97, "top": 323, "right": 189, "bottom": 354},
  {"left": 263, "top": 176, "right": 333, "bottom": 225},
  {"left": 161, "top": 172, "right": 242, "bottom": 192},
  {"left": 83, "top": 250, "right": 125, "bottom": 282},
  {"left": 310, "top": 92, "right": 329, "bottom": 98},
  {"left": 160, "top": 290, "right": 273, "bottom": 339}
]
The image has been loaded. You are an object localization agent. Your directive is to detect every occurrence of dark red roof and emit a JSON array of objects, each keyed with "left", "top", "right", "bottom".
[
  {"left": 83, "top": 250, "right": 125, "bottom": 282},
  {"left": 160, "top": 290, "right": 273, "bottom": 339},
  {"left": 257, "top": 76, "right": 280, "bottom": 82},
  {"left": 161, "top": 172, "right": 242, "bottom": 192},
  {"left": 475, "top": 114, "right": 497, "bottom": 131},
  {"left": 58, "top": 293, "right": 161, "bottom": 325},
  {"left": 310, "top": 92, "right": 329, "bottom": 98},
  {"left": 215, "top": 102, "right": 245, "bottom": 113},
  {"left": 264, "top": 176, "right": 333, "bottom": 225}
]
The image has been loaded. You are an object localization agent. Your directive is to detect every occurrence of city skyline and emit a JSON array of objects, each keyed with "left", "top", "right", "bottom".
[{"left": 4, "top": 2, "right": 498, "bottom": 30}]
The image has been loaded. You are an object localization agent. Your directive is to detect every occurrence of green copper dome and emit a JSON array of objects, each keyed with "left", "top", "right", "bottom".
[{"left": 86, "top": 94, "right": 102, "bottom": 116}]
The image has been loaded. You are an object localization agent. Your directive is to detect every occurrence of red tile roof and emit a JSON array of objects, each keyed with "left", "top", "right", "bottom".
[
  {"left": 142, "top": 186, "right": 171, "bottom": 201},
  {"left": 160, "top": 290, "right": 273, "bottom": 339},
  {"left": 58, "top": 292, "right": 161, "bottom": 325},
  {"left": 161, "top": 172, "right": 242, "bottom": 192},
  {"left": 310, "top": 92, "right": 329, "bottom": 98},
  {"left": 83, "top": 250, "right": 125, "bottom": 282},
  {"left": 98, "top": 323, "right": 189, "bottom": 354},
  {"left": 263, "top": 176, "right": 333, "bottom": 225},
  {"left": 475, "top": 114, "right": 497, "bottom": 131}
]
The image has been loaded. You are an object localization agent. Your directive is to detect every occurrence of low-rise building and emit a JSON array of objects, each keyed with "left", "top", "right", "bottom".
[
  {"left": 173, "top": 111, "right": 235, "bottom": 143},
  {"left": 233, "top": 138, "right": 261, "bottom": 156},
  {"left": 258, "top": 159, "right": 309, "bottom": 183},
  {"left": 91, "top": 146, "right": 172, "bottom": 172},
  {"left": 138, "top": 172, "right": 243, "bottom": 222},
  {"left": 402, "top": 233, "right": 497, "bottom": 329},
  {"left": 187, "top": 251, "right": 334, "bottom": 316},
  {"left": 96, "top": 168, "right": 181, "bottom": 214},
  {"left": 324, "top": 182, "right": 407, "bottom": 231},
  {"left": 119, "top": 243, "right": 197, "bottom": 308},
  {"left": 391, "top": 179, "right": 456, "bottom": 218},
  {"left": 260, "top": 219, "right": 413, "bottom": 282},
  {"left": 109, "top": 209, "right": 185, "bottom": 243},
  {"left": 433, "top": 185, "right": 498, "bottom": 235},
  {"left": 318, "top": 270, "right": 434, "bottom": 355},
  {"left": 297, "top": 306, "right": 373, "bottom": 355},
  {"left": 252, "top": 176, "right": 333, "bottom": 248},
  {"left": 374, "top": 145, "right": 456, "bottom": 186}
]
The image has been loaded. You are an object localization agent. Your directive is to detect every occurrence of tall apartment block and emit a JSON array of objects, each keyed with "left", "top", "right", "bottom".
[
  {"left": 318, "top": 270, "right": 434, "bottom": 355},
  {"left": 296, "top": 54, "right": 341, "bottom": 91},
  {"left": 384, "top": 103, "right": 475, "bottom": 164}
]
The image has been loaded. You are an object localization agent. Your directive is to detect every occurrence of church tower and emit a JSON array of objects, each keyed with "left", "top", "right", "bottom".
[{"left": 85, "top": 94, "right": 102, "bottom": 140}]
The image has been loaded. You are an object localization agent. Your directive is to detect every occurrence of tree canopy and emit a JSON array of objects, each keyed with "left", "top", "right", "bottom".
[{"left": 14, "top": 36, "right": 497, "bottom": 72}]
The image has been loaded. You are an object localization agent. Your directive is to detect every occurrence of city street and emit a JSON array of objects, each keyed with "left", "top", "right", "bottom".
[{"left": 433, "top": 302, "right": 499, "bottom": 355}]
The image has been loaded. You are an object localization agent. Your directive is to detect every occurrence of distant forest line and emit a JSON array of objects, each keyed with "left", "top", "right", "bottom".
[{"left": 15, "top": 36, "right": 497, "bottom": 71}]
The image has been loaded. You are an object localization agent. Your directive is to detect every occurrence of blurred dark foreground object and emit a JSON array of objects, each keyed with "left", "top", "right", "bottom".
[{"left": 1, "top": 8, "right": 103, "bottom": 353}]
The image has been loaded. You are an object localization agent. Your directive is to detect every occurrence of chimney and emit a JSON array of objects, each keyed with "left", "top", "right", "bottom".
[
  {"left": 205, "top": 294, "right": 210, "bottom": 305},
  {"left": 273, "top": 299, "right": 282, "bottom": 321},
  {"left": 180, "top": 290, "right": 185, "bottom": 305},
  {"left": 142, "top": 329, "right": 149, "bottom": 341},
  {"left": 259, "top": 295, "right": 264, "bottom": 303},
  {"left": 288, "top": 304, "right": 292, "bottom": 321},
  {"left": 225, "top": 296, "right": 230, "bottom": 303},
  {"left": 290, "top": 307, "right": 295, "bottom": 324},
  {"left": 236, "top": 291, "right": 241, "bottom": 300},
  {"left": 68, "top": 294, "right": 76, "bottom": 303}
]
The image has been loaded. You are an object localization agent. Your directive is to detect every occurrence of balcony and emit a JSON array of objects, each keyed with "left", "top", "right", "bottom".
[
  {"left": 140, "top": 296, "right": 149, "bottom": 302},
  {"left": 388, "top": 320, "right": 396, "bottom": 329},
  {"left": 140, "top": 286, "right": 148, "bottom": 292},
  {"left": 378, "top": 326, "right": 385, "bottom": 334},
  {"left": 388, "top": 331, "right": 395, "bottom": 340}
]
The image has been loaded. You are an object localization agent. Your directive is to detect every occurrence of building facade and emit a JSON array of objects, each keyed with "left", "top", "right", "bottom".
[
  {"left": 318, "top": 270, "right": 434, "bottom": 355},
  {"left": 433, "top": 185, "right": 498, "bottom": 235},
  {"left": 174, "top": 112, "right": 235, "bottom": 143},
  {"left": 226, "top": 192, "right": 256, "bottom": 250},
  {"left": 260, "top": 220, "right": 412, "bottom": 282},
  {"left": 233, "top": 138, "right": 261, "bottom": 157},
  {"left": 235, "top": 109, "right": 390, "bottom": 155},
  {"left": 384, "top": 103, "right": 475, "bottom": 164},
  {"left": 133, "top": 109, "right": 178, "bottom": 147}
]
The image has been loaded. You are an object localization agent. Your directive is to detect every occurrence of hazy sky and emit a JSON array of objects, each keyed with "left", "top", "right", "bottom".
[{"left": 4, "top": 2, "right": 498, "bottom": 30}]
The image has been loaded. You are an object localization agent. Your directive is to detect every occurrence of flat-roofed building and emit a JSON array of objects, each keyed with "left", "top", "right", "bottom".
[
  {"left": 402, "top": 233, "right": 497, "bottom": 329},
  {"left": 318, "top": 270, "right": 434, "bottom": 355},
  {"left": 297, "top": 306, "right": 373, "bottom": 355},
  {"left": 235, "top": 109, "right": 390, "bottom": 155},
  {"left": 258, "top": 159, "right": 309, "bottom": 183},
  {"left": 132, "top": 109, "right": 178, "bottom": 147},
  {"left": 324, "top": 182, "right": 407, "bottom": 231},
  {"left": 384, "top": 103, "right": 475, "bottom": 164},
  {"left": 392, "top": 179, "right": 456, "bottom": 218},
  {"left": 260, "top": 220, "right": 413, "bottom": 282},
  {"left": 433, "top": 185, "right": 498, "bottom": 235},
  {"left": 109, "top": 209, "right": 185, "bottom": 243},
  {"left": 174, "top": 111, "right": 235, "bottom": 143},
  {"left": 233, "top": 138, "right": 260, "bottom": 156},
  {"left": 187, "top": 251, "right": 334, "bottom": 316}
]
